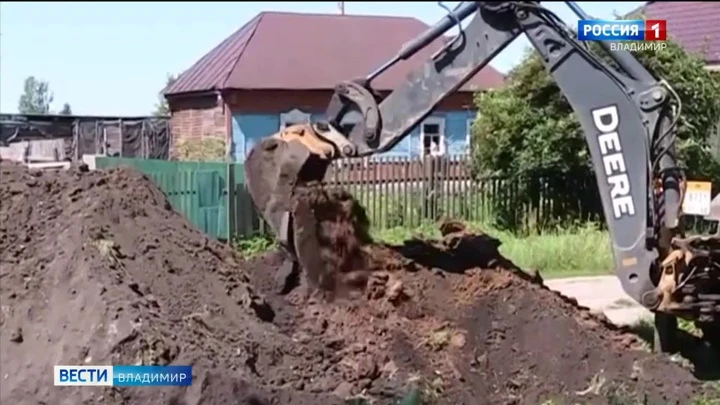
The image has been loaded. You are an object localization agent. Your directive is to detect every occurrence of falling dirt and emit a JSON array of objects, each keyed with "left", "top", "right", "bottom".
[
  {"left": 289, "top": 182, "right": 373, "bottom": 295},
  {"left": 0, "top": 161, "right": 717, "bottom": 405}
]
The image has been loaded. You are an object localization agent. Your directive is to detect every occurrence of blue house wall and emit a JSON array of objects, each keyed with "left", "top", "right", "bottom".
[{"left": 231, "top": 110, "right": 475, "bottom": 162}]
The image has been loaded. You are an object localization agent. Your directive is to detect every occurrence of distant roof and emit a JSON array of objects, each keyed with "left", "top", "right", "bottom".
[
  {"left": 638, "top": 2, "right": 720, "bottom": 64},
  {"left": 164, "top": 11, "right": 505, "bottom": 96}
]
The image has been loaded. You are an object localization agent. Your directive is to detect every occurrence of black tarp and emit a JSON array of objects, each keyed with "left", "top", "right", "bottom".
[{"left": 0, "top": 114, "right": 170, "bottom": 160}]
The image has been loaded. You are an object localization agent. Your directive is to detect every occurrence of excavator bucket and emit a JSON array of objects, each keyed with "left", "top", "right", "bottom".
[{"left": 243, "top": 124, "right": 339, "bottom": 285}]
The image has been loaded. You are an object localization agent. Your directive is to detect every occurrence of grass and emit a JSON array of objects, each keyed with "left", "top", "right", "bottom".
[
  {"left": 372, "top": 221, "right": 612, "bottom": 279},
  {"left": 232, "top": 220, "right": 612, "bottom": 279},
  {"left": 230, "top": 234, "right": 274, "bottom": 258}
]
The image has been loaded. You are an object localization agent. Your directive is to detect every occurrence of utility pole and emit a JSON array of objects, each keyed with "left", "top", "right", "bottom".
[{"left": 338, "top": 2, "right": 345, "bottom": 15}]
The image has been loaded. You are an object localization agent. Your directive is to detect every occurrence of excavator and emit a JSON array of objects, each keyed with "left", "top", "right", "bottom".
[{"left": 244, "top": 1, "right": 720, "bottom": 352}]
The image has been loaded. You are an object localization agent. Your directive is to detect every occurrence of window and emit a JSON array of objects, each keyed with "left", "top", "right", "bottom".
[
  {"left": 466, "top": 118, "right": 475, "bottom": 154},
  {"left": 279, "top": 108, "right": 311, "bottom": 130},
  {"left": 420, "top": 117, "right": 445, "bottom": 157},
  {"left": 339, "top": 109, "right": 362, "bottom": 135}
]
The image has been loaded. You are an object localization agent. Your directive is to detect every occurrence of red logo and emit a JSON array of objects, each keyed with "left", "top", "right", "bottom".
[{"left": 645, "top": 20, "right": 667, "bottom": 41}]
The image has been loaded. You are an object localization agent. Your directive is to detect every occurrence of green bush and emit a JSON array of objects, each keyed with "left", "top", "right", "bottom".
[{"left": 470, "top": 20, "right": 720, "bottom": 229}]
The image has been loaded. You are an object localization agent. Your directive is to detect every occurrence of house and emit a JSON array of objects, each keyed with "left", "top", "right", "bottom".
[
  {"left": 638, "top": 1, "right": 720, "bottom": 69},
  {"left": 163, "top": 11, "right": 505, "bottom": 162}
]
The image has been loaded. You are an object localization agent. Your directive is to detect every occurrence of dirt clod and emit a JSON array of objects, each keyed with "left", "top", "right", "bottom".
[
  {"left": 290, "top": 181, "right": 372, "bottom": 296},
  {"left": 0, "top": 161, "right": 715, "bottom": 405}
]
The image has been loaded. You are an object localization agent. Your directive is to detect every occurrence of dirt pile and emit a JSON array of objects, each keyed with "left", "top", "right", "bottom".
[
  {"left": 0, "top": 161, "right": 714, "bottom": 405},
  {"left": 247, "top": 222, "right": 714, "bottom": 404},
  {"left": 0, "top": 162, "right": 340, "bottom": 405}
]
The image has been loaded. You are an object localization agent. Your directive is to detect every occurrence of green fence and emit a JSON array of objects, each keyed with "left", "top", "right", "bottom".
[
  {"left": 95, "top": 157, "right": 261, "bottom": 240},
  {"left": 95, "top": 155, "right": 606, "bottom": 242}
]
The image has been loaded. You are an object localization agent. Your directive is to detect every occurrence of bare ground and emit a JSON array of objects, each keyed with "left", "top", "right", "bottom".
[{"left": 0, "top": 161, "right": 715, "bottom": 405}]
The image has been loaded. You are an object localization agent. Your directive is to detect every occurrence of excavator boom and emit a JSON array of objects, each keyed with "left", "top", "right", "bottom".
[{"left": 244, "top": 1, "right": 720, "bottom": 350}]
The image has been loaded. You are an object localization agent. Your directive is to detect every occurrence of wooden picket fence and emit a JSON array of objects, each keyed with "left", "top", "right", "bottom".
[
  {"left": 95, "top": 155, "right": 604, "bottom": 240},
  {"left": 321, "top": 155, "right": 603, "bottom": 232}
]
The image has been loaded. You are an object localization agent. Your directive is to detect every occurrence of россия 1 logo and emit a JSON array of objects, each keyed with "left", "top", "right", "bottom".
[{"left": 577, "top": 19, "right": 668, "bottom": 52}]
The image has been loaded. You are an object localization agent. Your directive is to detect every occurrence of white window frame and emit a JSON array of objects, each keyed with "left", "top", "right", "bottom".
[
  {"left": 466, "top": 117, "right": 475, "bottom": 155},
  {"left": 419, "top": 116, "right": 446, "bottom": 157},
  {"left": 279, "top": 108, "right": 311, "bottom": 130}
]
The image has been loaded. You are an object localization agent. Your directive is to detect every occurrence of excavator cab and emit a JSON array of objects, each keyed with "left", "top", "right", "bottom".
[{"left": 244, "top": 1, "right": 720, "bottom": 352}]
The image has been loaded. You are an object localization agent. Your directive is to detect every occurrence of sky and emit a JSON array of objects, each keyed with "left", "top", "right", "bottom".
[{"left": 0, "top": 1, "right": 643, "bottom": 116}]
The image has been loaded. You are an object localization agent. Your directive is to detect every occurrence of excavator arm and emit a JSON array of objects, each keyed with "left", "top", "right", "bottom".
[{"left": 244, "top": 1, "right": 720, "bottom": 349}]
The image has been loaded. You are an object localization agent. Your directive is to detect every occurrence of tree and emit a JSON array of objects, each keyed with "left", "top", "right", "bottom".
[
  {"left": 59, "top": 103, "right": 73, "bottom": 115},
  {"left": 470, "top": 34, "right": 720, "bottom": 229},
  {"left": 153, "top": 74, "right": 177, "bottom": 116},
  {"left": 18, "top": 76, "right": 54, "bottom": 114}
]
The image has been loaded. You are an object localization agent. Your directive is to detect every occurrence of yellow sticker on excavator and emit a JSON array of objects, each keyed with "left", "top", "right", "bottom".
[{"left": 682, "top": 181, "right": 712, "bottom": 216}]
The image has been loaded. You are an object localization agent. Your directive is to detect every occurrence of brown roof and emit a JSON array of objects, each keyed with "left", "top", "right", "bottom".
[
  {"left": 164, "top": 12, "right": 505, "bottom": 96},
  {"left": 639, "top": 1, "right": 720, "bottom": 64}
]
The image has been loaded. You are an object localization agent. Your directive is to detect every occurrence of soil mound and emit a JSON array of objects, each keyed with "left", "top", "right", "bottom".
[
  {"left": 246, "top": 221, "right": 715, "bottom": 404},
  {"left": 0, "top": 162, "right": 340, "bottom": 405},
  {"left": 0, "top": 162, "right": 714, "bottom": 405}
]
